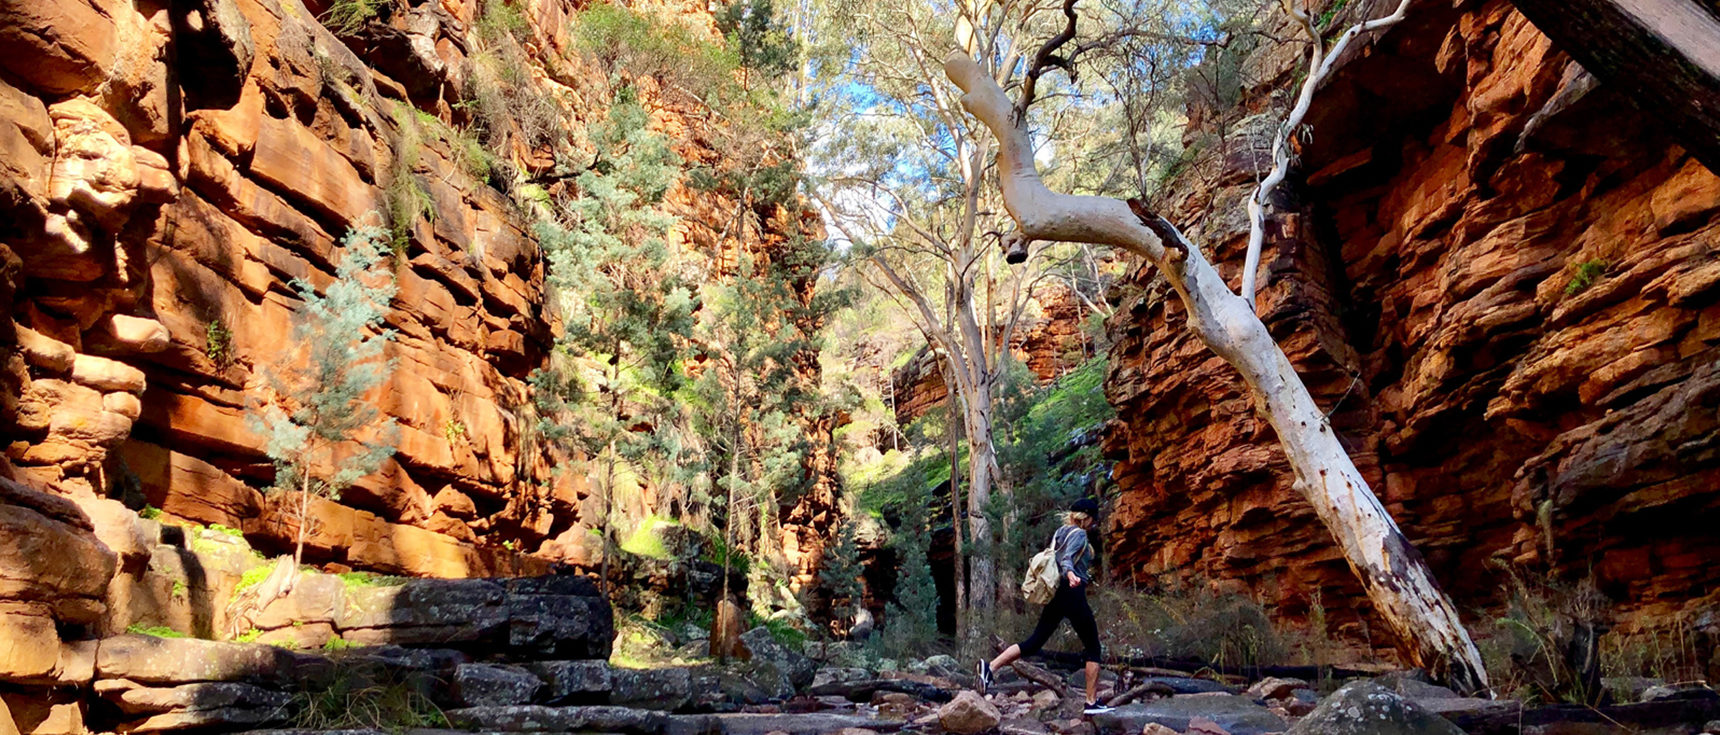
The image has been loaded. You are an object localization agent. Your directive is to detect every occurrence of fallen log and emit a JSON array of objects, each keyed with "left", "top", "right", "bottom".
[
  {"left": 1106, "top": 680, "right": 1177, "bottom": 707},
  {"left": 1032, "top": 649, "right": 1387, "bottom": 681},
  {"left": 1007, "top": 660, "right": 1070, "bottom": 698},
  {"left": 804, "top": 679, "right": 955, "bottom": 703}
]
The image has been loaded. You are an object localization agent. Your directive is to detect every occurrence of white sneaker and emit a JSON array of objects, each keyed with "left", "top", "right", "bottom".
[{"left": 1083, "top": 701, "right": 1114, "bottom": 715}]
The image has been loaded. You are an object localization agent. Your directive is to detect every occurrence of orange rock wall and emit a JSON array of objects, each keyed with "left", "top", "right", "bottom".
[
  {"left": 0, "top": 0, "right": 827, "bottom": 581},
  {"left": 1101, "top": 0, "right": 1720, "bottom": 644}
]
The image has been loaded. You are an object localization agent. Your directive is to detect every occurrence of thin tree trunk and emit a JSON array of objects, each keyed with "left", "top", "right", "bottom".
[
  {"left": 946, "top": 373, "right": 966, "bottom": 641},
  {"left": 944, "top": 53, "right": 1489, "bottom": 694}
]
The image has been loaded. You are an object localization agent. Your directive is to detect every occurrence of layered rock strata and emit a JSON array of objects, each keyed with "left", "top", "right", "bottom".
[
  {"left": 1102, "top": 0, "right": 1720, "bottom": 649},
  {"left": 0, "top": 0, "right": 835, "bottom": 579}
]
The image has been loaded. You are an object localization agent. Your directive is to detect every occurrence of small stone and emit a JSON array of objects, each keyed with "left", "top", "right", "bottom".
[
  {"left": 1142, "top": 724, "right": 1180, "bottom": 735},
  {"left": 1246, "top": 676, "right": 1311, "bottom": 701},
  {"left": 1188, "top": 715, "right": 1233, "bottom": 735},
  {"left": 938, "top": 690, "right": 1003, "bottom": 735}
]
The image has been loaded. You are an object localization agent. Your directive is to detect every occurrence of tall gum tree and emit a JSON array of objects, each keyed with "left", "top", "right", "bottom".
[
  {"left": 940, "top": 0, "right": 1489, "bottom": 693},
  {"left": 809, "top": 0, "right": 1075, "bottom": 623}
]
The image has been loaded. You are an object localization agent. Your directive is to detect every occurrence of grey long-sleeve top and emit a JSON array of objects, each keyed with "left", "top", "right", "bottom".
[{"left": 1054, "top": 525, "right": 1092, "bottom": 584}]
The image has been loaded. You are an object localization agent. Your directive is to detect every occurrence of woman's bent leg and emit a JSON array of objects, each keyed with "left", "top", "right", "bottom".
[{"left": 1016, "top": 587, "right": 1071, "bottom": 658}]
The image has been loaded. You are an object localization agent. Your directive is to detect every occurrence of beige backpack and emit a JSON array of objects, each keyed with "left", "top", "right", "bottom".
[{"left": 1021, "top": 527, "right": 1070, "bottom": 604}]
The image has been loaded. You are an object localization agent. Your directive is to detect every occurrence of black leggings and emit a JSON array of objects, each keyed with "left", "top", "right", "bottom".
[{"left": 1017, "top": 582, "right": 1101, "bottom": 663}]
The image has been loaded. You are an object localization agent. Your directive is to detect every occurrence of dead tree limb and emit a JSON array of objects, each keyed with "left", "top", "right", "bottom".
[{"left": 1239, "top": 0, "right": 1413, "bottom": 309}]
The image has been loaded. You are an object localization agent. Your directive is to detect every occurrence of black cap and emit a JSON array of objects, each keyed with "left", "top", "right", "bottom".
[{"left": 1070, "top": 497, "right": 1099, "bottom": 516}]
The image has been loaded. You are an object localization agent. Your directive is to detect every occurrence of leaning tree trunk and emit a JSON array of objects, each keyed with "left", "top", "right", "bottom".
[{"left": 944, "top": 54, "right": 1490, "bottom": 694}]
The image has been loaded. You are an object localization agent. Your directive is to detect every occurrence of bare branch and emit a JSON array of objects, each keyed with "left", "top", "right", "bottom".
[{"left": 1239, "top": 0, "right": 1414, "bottom": 308}]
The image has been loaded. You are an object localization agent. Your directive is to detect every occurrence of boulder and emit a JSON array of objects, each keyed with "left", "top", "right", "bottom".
[
  {"left": 0, "top": 496, "right": 117, "bottom": 625},
  {"left": 1641, "top": 682, "right": 1719, "bottom": 703},
  {"left": 336, "top": 579, "right": 506, "bottom": 646},
  {"left": 454, "top": 663, "right": 543, "bottom": 708},
  {"left": 691, "top": 712, "right": 902, "bottom": 735},
  {"left": 505, "top": 587, "right": 612, "bottom": 659},
  {"left": 710, "top": 599, "right": 748, "bottom": 661},
  {"left": 0, "top": 0, "right": 120, "bottom": 94},
  {"left": 1092, "top": 695, "right": 1287, "bottom": 735},
  {"left": 444, "top": 705, "right": 668, "bottom": 734},
  {"left": 938, "top": 690, "right": 1002, "bottom": 735},
  {"left": 740, "top": 627, "right": 815, "bottom": 689},
  {"left": 0, "top": 608, "right": 61, "bottom": 679},
  {"left": 612, "top": 666, "right": 694, "bottom": 711},
  {"left": 526, "top": 660, "right": 614, "bottom": 705},
  {"left": 1286, "top": 681, "right": 1465, "bottom": 735}
]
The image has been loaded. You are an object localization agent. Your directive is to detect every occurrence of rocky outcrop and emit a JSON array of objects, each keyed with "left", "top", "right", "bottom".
[{"left": 1101, "top": 0, "right": 1720, "bottom": 649}]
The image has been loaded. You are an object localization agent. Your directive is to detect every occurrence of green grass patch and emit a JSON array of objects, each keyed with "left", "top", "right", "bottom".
[
  {"left": 127, "top": 624, "right": 188, "bottom": 639},
  {"left": 337, "top": 571, "right": 409, "bottom": 588},
  {"left": 208, "top": 523, "right": 245, "bottom": 538},
  {"left": 234, "top": 565, "right": 274, "bottom": 595},
  {"left": 619, "top": 515, "right": 680, "bottom": 560}
]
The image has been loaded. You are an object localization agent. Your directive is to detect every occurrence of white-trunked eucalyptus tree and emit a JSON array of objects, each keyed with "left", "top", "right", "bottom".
[
  {"left": 809, "top": 0, "right": 1082, "bottom": 626},
  {"left": 940, "top": 0, "right": 1489, "bottom": 693}
]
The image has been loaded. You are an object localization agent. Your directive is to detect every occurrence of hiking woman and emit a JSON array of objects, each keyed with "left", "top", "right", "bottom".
[{"left": 978, "top": 497, "right": 1110, "bottom": 714}]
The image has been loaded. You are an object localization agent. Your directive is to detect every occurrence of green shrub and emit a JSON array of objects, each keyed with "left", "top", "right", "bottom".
[
  {"left": 205, "top": 319, "right": 234, "bottom": 369},
  {"left": 235, "top": 628, "right": 264, "bottom": 643},
  {"left": 321, "top": 0, "right": 380, "bottom": 36},
  {"left": 290, "top": 655, "right": 447, "bottom": 730},
  {"left": 233, "top": 565, "right": 274, "bottom": 596},
  {"left": 1087, "top": 582, "right": 1292, "bottom": 671},
  {"left": 385, "top": 106, "right": 436, "bottom": 255},
  {"left": 209, "top": 523, "right": 245, "bottom": 538},
  {"left": 476, "top": 0, "right": 530, "bottom": 43},
  {"left": 1564, "top": 259, "right": 1607, "bottom": 296},
  {"left": 1475, "top": 565, "right": 1608, "bottom": 704},
  {"left": 572, "top": 3, "right": 739, "bottom": 100},
  {"left": 139, "top": 505, "right": 163, "bottom": 520}
]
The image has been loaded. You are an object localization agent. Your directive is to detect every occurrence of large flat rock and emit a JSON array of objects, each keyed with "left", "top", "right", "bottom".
[
  {"left": 666, "top": 712, "right": 906, "bottom": 735},
  {"left": 1092, "top": 694, "right": 1288, "bottom": 735}
]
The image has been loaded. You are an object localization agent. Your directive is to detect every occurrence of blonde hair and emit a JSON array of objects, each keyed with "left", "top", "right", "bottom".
[{"left": 1064, "top": 511, "right": 1092, "bottom": 527}]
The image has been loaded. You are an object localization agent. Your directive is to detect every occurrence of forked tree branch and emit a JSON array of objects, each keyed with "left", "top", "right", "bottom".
[{"left": 1240, "top": 0, "right": 1414, "bottom": 308}]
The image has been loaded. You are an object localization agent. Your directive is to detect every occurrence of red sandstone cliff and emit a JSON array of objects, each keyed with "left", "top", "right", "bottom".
[
  {"left": 1101, "top": 0, "right": 1720, "bottom": 646},
  {"left": 0, "top": 0, "right": 833, "bottom": 584}
]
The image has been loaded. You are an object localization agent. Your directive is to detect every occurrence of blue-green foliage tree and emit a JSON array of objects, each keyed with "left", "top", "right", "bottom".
[
  {"left": 532, "top": 89, "right": 694, "bottom": 593},
  {"left": 689, "top": 235, "right": 845, "bottom": 612},
  {"left": 883, "top": 483, "right": 940, "bottom": 653},
  {"left": 820, "top": 516, "right": 865, "bottom": 626},
  {"left": 248, "top": 225, "right": 400, "bottom": 584}
]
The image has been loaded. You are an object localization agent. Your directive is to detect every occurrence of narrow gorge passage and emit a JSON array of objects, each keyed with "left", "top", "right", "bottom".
[{"left": 1, "top": 0, "right": 1718, "bottom": 733}]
